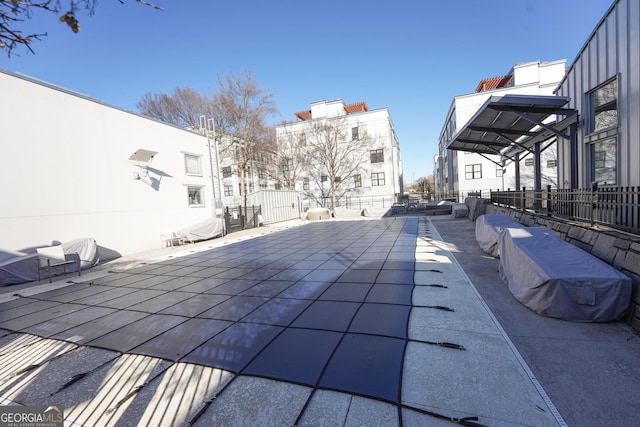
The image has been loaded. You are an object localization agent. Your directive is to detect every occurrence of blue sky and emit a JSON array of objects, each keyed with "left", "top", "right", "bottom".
[{"left": 1, "top": 0, "right": 613, "bottom": 184}]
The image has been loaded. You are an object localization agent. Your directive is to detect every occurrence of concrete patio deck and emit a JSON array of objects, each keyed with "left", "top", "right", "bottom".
[{"left": 0, "top": 213, "right": 638, "bottom": 426}]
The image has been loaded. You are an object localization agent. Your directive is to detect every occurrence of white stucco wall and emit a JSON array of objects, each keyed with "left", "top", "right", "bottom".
[{"left": 0, "top": 71, "right": 215, "bottom": 262}]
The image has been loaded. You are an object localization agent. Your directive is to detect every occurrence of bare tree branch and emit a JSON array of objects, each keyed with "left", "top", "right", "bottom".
[
  {"left": 214, "top": 71, "right": 278, "bottom": 207},
  {"left": 137, "top": 86, "right": 214, "bottom": 131},
  {"left": 305, "top": 116, "right": 372, "bottom": 209},
  {"left": 1, "top": 0, "right": 162, "bottom": 56}
]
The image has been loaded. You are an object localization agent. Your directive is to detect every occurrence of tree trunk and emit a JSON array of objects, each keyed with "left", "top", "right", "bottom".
[
  {"left": 331, "top": 179, "right": 336, "bottom": 211},
  {"left": 239, "top": 165, "right": 246, "bottom": 209}
]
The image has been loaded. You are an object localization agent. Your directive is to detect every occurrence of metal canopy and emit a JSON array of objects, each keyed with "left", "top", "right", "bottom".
[{"left": 447, "top": 94, "right": 576, "bottom": 158}]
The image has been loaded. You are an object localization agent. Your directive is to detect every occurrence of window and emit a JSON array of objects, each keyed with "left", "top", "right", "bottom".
[
  {"left": 224, "top": 185, "right": 233, "bottom": 197},
  {"left": 222, "top": 166, "right": 232, "bottom": 178},
  {"left": 299, "top": 134, "right": 306, "bottom": 146},
  {"left": 334, "top": 176, "right": 341, "bottom": 183},
  {"left": 496, "top": 165, "right": 503, "bottom": 177},
  {"left": 353, "top": 174, "right": 362, "bottom": 188},
  {"left": 321, "top": 175, "right": 328, "bottom": 182},
  {"left": 187, "top": 186, "right": 204, "bottom": 206},
  {"left": 282, "top": 158, "right": 293, "bottom": 172},
  {"left": 352, "top": 127, "right": 359, "bottom": 140},
  {"left": 303, "top": 178, "right": 309, "bottom": 190},
  {"left": 259, "top": 183, "right": 267, "bottom": 190},
  {"left": 258, "top": 169, "right": 268, "bottom": 179},
  {"left": 465, "top": 164, "right": 482, "bottom": 180},
  {"left": 371, "top": 172, "right": 385, "bottom": 186},
  {"left": 370, "top": 149, "right": 384, "bottom": 163},
  {"left": 592, "top": 137, "right": 616, "bottom": 184},
  {"left": 525, "top": 158, "right": 534, "bottom": 167},
  {"left": 275, "top": 183, "right": 282, "bottom": 190},
  {"left": 234, "top": 144, "right": 243, "bottom": 161},
  {"left": 590, "top": 78, "right": 617, "bottom": 132},
  {"left": 547, "top": 160, "right": 557, "bottom": 168},
  {"left": 184, "top": 154, "right": 202, "bottom": 176}
]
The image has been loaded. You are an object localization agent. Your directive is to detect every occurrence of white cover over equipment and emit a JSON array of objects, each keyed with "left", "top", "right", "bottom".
[
  {"left": 498, "top": 227, "right": 631, "bottom": 322},
  {"left": 475, "top": 214, "right": 525, "bottom": 257},
  {"left": 0, "top": 238, "right": 99, "bottom": 285}
]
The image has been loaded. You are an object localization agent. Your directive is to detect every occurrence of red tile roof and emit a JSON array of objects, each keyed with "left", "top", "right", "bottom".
[
  {"left": 343, "top": 101, "right": 369, "bottom": 114},
  {"left": 475, "top": 75, "right": 512, "bottom": 92},
  {"left": 294, "top": 101, "right": 369, "bottom": 121},
  {"left": 294, "top": 110, "right": 312, "bottom": 121}
]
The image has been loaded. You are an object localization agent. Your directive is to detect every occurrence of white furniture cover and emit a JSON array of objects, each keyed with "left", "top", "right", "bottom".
[
  {"left": 498, "top": 227, "right": 632, "bottom": 322},
  {"left": 173, "top": 218, "right": 225, "bottom": 243},
  {"left": 475, "top": 214, "right": 525, "bottom": 257},
  {"left": 452, "top": 203, "right": 469, "bottom": 218},
  {"left": 0, "top": 238, "right": 99, "bottom": 286}
]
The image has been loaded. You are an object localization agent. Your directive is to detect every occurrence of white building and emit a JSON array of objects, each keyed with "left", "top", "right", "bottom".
[
  {"left": 435, "top": 60, "right": 567, "bottom": 200},
  {"left": 214, "top": 134, "right": 283, "bottom": 207},
  {"left": 276, "top": 99, "right": 403, "bottom": 208},
  {"left": 0, "top": 70, "right": 218, "bottom": 262}
]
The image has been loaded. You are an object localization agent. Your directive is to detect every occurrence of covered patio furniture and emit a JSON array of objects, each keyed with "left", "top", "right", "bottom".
[{"left": 498, "top": 227, "right": 632, "bottom": 322}]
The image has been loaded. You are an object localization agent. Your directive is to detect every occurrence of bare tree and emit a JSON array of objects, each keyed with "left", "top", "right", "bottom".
[
  {"left": 306, "top": 116, "right": 372, "bottom": 209},
  {"left": 137, "top": 86, "right": 215, "bottom": 131},
  {"left": 268, "top": 123, "right": 308, "bottom": 190},
  {"left": 213, "top": 71, "right": 278, "bottom": 209},
  {"left": 415, "top": 175, "right": 434, "bottom": 194},
  {"left": 1, "top": 0, "right": 162, "bottom": 56}
]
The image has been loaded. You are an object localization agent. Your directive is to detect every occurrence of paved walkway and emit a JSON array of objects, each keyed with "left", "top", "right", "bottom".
[
  {"left": 430, "top": 216, "right": 640, "bottom": 427},
  {"left": 0, "top": 214, "right": 635, "bottom": 426}
]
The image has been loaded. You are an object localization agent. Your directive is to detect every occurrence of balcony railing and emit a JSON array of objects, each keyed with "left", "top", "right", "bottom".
[{"left": 490, "top": 186, "right": 640, "bottom": 234}]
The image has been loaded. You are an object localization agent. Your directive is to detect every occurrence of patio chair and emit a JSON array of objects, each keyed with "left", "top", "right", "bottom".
[{"left": 37, "top": 245, "right": 81, "bottom": 283}]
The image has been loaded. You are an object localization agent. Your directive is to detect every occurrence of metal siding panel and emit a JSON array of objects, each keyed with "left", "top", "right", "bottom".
[
  {"left": 573, "top": 56, "right": 589, "bottom": 187},
  {"left": 624, "top": 0, "right": 640, "bottom": 185},
  {"left": 617, "top": 0, "right": 630, "bottom": 186},
  {"left": 246, "top": 190, "right": 301, "bottom": 224},
  {"left": 607, "top": 8, "right": 620, "bottom": 80},
  {"left": 558, "top": 0, "right": 640, "bottom": 188},
  {"left": 556, "top": 75, "right": 570, "bottom": 186}
]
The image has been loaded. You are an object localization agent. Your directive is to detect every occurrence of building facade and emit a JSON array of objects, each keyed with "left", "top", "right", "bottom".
[
  {"left": 0, "top": 70, "right": 218, "bottom": 262},
  {"left": 555, "top": 0, "right": 639, "bottom": 190},
  {"left": 435, "top": 60, "right": 567, "bottom": 200},
  {"left": 276, "top": 99, "right": 403, "bottom": 208}
]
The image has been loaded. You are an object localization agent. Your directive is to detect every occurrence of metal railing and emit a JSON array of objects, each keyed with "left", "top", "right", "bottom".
[
  {"left": 224, "top": 205, "right": 262, "bottom": 233},
  {"left": 490, "top": 186, "right": 640, "bottom": 234},
  {"left": 303, "top": 195, "right": 398, "bottom": 211},
  {"left": 435, "top": 190, "right": 489, "bottom": 203}
]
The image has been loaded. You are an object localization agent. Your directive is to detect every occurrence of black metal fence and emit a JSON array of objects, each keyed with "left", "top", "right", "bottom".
[
  {"left": 490, "top": 186, "right": 640, "bottom": 234},
  {"left": 224, "top": 205, "right": 262, "bottom": 234},
  {"left": 302, "top": 195, "right": 398, "bottom": 211},
  {"left": 435, "top": 190, "right": 488, "bottom": 203}
]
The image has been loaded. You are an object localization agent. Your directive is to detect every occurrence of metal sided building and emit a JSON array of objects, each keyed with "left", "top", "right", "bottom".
[{"left": 556, "top": 0, "right": 640, "bottom": 190}]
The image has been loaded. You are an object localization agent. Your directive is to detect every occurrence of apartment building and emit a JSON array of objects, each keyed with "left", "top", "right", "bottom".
[
  {"left": 276, "top": 99, "right": 403, "bottom": 208},
  {"left": 435, "top": 60, "right": 566, "bottom": 199}
]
